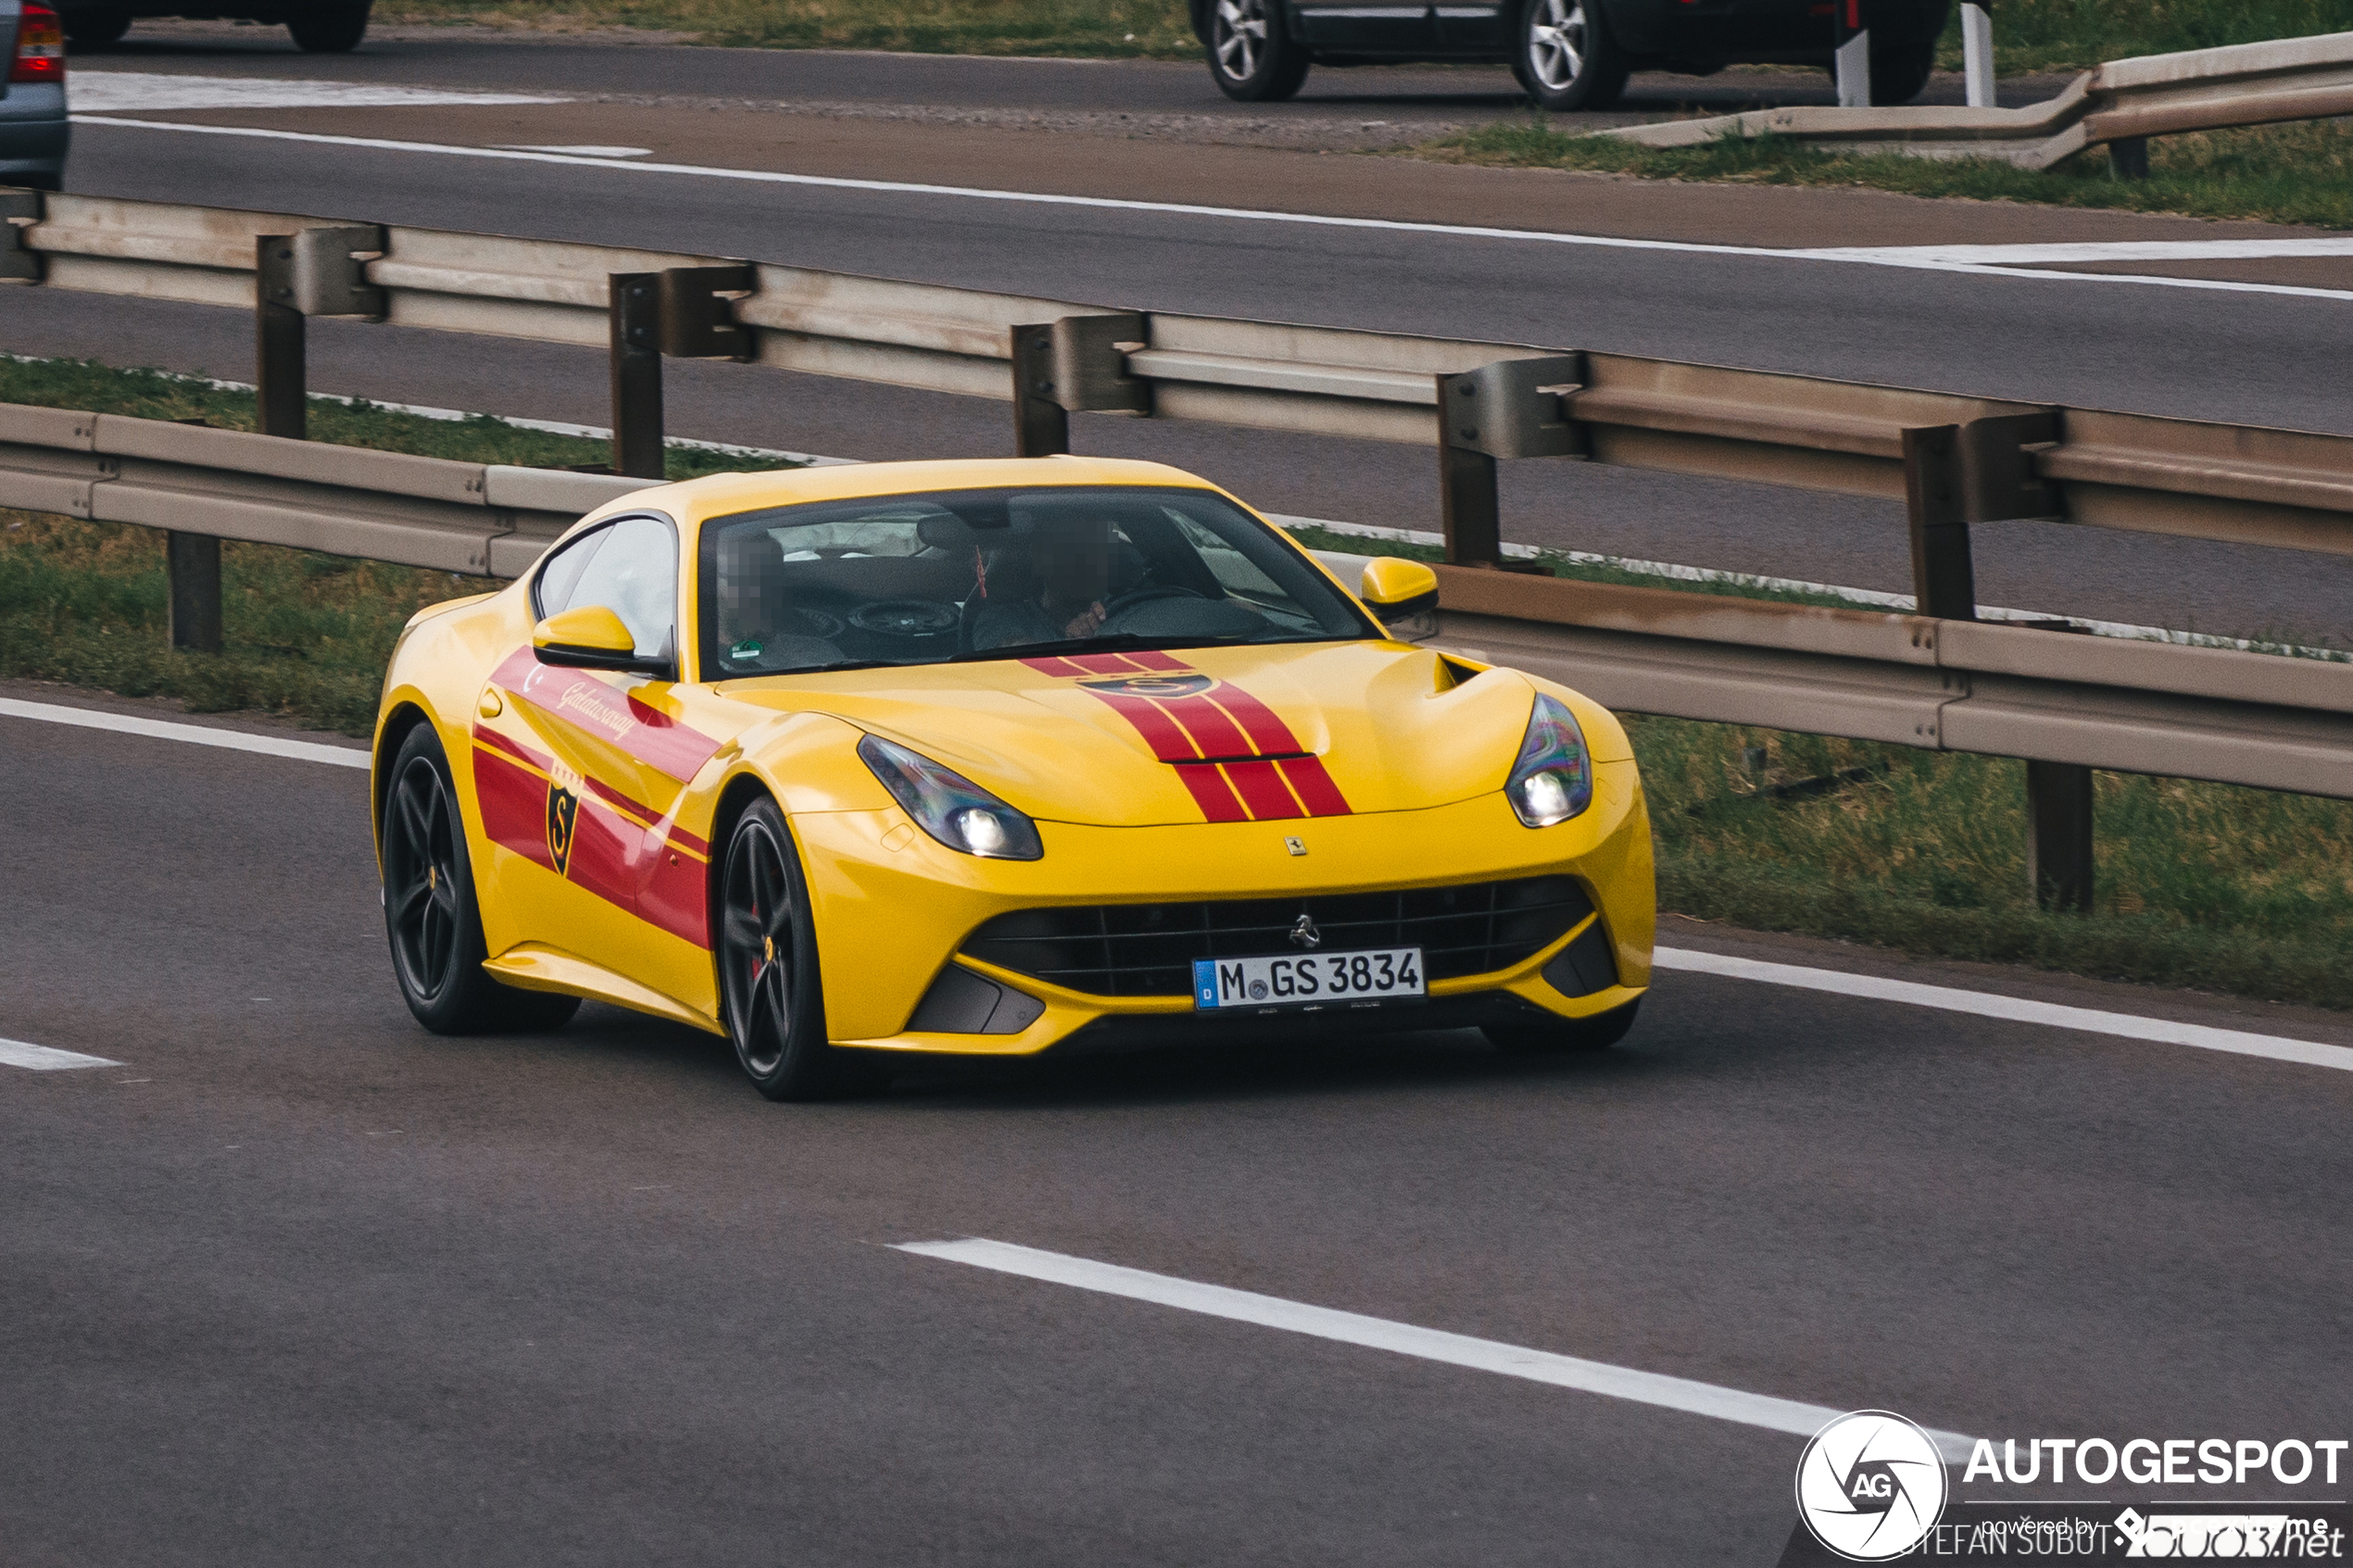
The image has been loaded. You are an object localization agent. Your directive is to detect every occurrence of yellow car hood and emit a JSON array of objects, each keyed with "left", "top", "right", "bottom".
[{"left": 722, "top": 641, "right": 1577, "bottom": 829}]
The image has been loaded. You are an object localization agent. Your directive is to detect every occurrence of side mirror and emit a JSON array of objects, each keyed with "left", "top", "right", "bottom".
[
  {"left": 1359, "top": 557, "right": 1440, "bottom": 639},
  {"left": 533, "top": 605, "right": 675, "bottom": 679}
]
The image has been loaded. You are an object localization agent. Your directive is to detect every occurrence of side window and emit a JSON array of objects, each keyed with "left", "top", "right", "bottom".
[{"left": 533, "top": 515, "right": 678, "bottom": 659}]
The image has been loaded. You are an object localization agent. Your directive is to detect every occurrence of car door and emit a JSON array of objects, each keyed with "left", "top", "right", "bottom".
[{"left": 470, "top": 512, "right": 725, "bottom": 989}]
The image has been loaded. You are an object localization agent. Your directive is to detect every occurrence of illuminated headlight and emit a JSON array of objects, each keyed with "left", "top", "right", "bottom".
[
  {"left": 1504, "top": 693, "right": 1594, "bottom": 828},
  {"left": 859, "top": 734, "right": 1044, "bottom": 860}
]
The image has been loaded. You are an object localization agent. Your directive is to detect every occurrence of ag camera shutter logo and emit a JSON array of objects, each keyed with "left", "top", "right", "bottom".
[{"left": 1795, "top": 1411, "right": 1950, "bottom": 1561}]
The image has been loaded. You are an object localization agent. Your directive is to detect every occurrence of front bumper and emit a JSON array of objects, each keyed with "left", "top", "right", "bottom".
[{"left": 793, "top": 759, "right": 1654, "bottom": 1055}]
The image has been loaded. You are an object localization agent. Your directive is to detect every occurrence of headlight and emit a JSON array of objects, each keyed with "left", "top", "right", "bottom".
[
  {"left": 858, "top": 734, "right": 1044, "bottom": 860},
  {"left": 1504, "top": 693, "right": 1593, "bottom": 828}
]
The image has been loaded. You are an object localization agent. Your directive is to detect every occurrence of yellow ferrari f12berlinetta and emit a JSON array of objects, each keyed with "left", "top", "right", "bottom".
[{"left": 371, "top": 456, "right": 1655, "bottom": 1098}]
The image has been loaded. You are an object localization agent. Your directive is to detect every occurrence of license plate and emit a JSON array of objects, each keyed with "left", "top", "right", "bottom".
[{"left": 1191, "top": 947, "right": 1426, "bottom": 1010}]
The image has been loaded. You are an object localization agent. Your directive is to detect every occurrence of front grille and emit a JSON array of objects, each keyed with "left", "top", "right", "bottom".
[{"left": 962, "top": 876, "right": 1596, "bottom": 997}]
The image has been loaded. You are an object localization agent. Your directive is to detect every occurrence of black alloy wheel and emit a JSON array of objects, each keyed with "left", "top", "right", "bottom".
[
  {"left": 1207, "top": 0, "right": 1311, "bottom": 102},
  {"left": 1484, "top": 997, "right": 1642, "bottom": 1055},
  {"left": 718, "top": 797, "right": 887, "bottom": 1101},
  {"left": 288, "top": 0, "right": 371, "bottom": 53},
  {"left": 1511, "top": 0, "right": 1629, "bottom": 112},
  {"left": 381, "top": 723, "right": 579, "bottom": 1035}
]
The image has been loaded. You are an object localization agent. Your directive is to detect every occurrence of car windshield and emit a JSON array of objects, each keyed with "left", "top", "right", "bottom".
[{"left": 698, "top": 485, "right": 1378, "bottom": 678}]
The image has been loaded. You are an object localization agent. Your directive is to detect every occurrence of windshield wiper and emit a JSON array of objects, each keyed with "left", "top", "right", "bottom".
[{"left": 951, "top": 633, "right": 1258, "bottom": 664}]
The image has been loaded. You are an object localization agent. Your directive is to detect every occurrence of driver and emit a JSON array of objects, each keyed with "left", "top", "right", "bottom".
[{"left": 970, "top": 515, "right": 1126, "bottom": 650}]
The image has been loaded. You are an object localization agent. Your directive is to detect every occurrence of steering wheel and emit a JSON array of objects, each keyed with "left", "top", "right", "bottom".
[
  {"left": 1103, "top": 584, "right": 1206, "bottom": 614},
  {"left": 850, "top": 599, "right": 960, "bottom": 638}
]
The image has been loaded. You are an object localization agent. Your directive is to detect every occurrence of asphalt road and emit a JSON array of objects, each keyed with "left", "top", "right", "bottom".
[
  {"left": 20, "top": 89, "right": 2353, "bottom": 641},
  {"left": 6, "top": 690, "right": 2353, "bottom": 1564}
]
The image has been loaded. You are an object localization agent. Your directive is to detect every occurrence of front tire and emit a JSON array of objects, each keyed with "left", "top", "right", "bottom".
[
  {"left": 381, "top": 723, "right": 580, "bottom": 1035},
  {"left": 1207, "top": 0, "right": 1310, "bottom": 102},
  {"left": 1512, "top": 0, "right": 1629, "bottom": 112},
  {"left": 288, "top": 0, "right": 371, "bottom": 53},
  {"left": 1484, "top": 997, "right": 1641, "bottom": 1056},
  {"left": 717, "top": 797, "right": 887, "bottom": 1101}
]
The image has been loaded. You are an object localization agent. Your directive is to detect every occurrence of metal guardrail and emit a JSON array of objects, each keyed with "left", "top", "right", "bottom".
[
  {"left": 4, "top": 400, "right": 2347, "bottom": 814},
  {"left": 8, "top": 190, "right": 2353, "bottom": 568},
  {"left": 8, "top": 187, "right": 2353, "bottom": 908},
  {"left": 1601, "top": 29, "right": 2353, "bottom": 171},
  {"left": 0, "top": 400, "right": 648, "bottom": 577}
]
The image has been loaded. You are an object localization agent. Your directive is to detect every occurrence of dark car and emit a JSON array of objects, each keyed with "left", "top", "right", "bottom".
[
  {"left": 1192, "top": 0, "right": 1952, "bottom": 109},
  {"left": 56, "top": 0, "right": 369, "bottom": 52}
]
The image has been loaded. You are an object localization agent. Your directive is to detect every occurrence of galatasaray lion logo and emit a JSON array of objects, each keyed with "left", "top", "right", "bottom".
[{"left": 546, "top": 782, "right": 580, "bottom": 876}]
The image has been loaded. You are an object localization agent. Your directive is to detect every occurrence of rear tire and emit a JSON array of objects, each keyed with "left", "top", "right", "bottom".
[
  {"left": 64, "top": 10, "right": 132, "bottom": 46},
  {"left": 1207, "top": 0, "right": 1310, "bottom": 102},
  {"left": 381, "top": 723, "right": 581, "bottom": 1035},
  {"left": 288, "top": 0, "right": 371, "bottom": 52},
  {"left": 1869, "top": 40, "right": 1936, "bottom": 105},
  {"left": 1512, "top": 0, "right": 1629, "bottom": 112},
  {"left": 1484, "top": 997, "right": 1641, "bottom": 1056},
  {"left": 717, "top": 797, "right": 889, "bottom": 1101}
]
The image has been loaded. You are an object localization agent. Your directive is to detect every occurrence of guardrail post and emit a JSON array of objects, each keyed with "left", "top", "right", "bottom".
[
  {"left": 1902, "top": 424, "right": 1976, "bottom": 620},
  {"left": 166, "top": 532, "right": 224, "bottom": 655},
  {"left": 1007, "top": 315, "right": 1151, "bottom": 458},
  {"left": 1437, "top": 376, "right": 1504, "bottom": 567},
  {"left": 609, "top": 272, "right": 665, "bottom": 480},
  {"left": 1960, "top": 2, "right": 1995, "bottom": 107},
  {"left": 2027, "top": 760, "right": 2095, "bottom": 911},
  {"left": 2109, "top": 137, "right": 2151, "bottom": 179},
  {"left": 1436, "top": 357, "right": 1585, "bottom": 568},
  {"left": 1010, "top": 324, "right": 1070, "bottom": 458},
  {"left": 255, "top": 234, "right": 308, "bottom": 440},
  {"left": 0, "top": 188, "right": 44, "bottom": 282},
  {"left": 1832, "top": 0, "right": 1870, "bottom": 107}
]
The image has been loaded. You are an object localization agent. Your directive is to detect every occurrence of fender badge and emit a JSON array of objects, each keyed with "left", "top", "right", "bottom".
[{"left": 1284, "top": 835, "right": 1307, "bottom": 857}]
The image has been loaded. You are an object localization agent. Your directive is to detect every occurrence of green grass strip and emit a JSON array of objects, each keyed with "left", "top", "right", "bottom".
[{"left": 1417, "top": 115, "right": 2353, "bottom": 232}]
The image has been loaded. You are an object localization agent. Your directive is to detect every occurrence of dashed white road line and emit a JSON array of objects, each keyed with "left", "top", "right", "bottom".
[
  {"left": 65, "top": 116, "right": 2353, "bottom": 305},
  {"left": 0, "top": 1036, "right": 122, "bottom": 1071},
  {"left": 895, "top": 1236, "right": 1975, "bottom": 1456},
  {"left": 1657, "top": 947, "right": 2353, "bottom": 1073},
  {"left": 8, "top": 694, "right": 2345, "bottom": 1073},
  {"left": 0, "top": 697, "right": 371, "bottom": 769}
]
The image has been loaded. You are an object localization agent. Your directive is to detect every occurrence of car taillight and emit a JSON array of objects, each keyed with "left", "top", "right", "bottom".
[{"left": 11, "top": 5, "right": 66, "bottom": 83}]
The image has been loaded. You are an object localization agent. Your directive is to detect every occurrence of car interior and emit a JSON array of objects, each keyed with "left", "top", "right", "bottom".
[{"left": 699, "top": 486, "right": 1373, "bottom": 679}]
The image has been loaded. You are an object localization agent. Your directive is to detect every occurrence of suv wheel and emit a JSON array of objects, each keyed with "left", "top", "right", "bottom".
[
  {"left": 1207, "top": 0, "right": 1310, "bottom": 103},
  {"left": 288, "top": 0, "right": 371, "bottom": 53},
  {"left": 1869, "top": 40, "right": 1935, "bottom": 105},
  {"left": 1513, "top": 0, "right": 1629, "bottom": 112}
]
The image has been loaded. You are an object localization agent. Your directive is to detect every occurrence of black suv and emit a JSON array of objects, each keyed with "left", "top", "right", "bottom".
[
  {"left": 57, "top": 0, "right": 369, "bottom": 51},
  {"left": 1192, "top": 0, "right": 1953, "bottom": 108}
]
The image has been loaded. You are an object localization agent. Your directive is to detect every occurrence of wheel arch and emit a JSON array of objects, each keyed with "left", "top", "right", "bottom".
[{"left": 372, "top": 700, "right": 434, "bottom": 856}]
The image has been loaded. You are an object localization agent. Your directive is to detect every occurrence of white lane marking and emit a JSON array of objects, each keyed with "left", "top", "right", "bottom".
[
  {"left": 68, "top": 72, "right": 562, "bottom": 112},
  {"left": 1655, "top": 947, "right": 2353, "bottom": 1073},
  {"left": 493, "top": 144, "right": 652, "bottom": 158},
  {"left": 0, "top": 697, "right": 371, "bottom": 769},
  {"left": 65, "top": 117, "right": 2353, "bottom": 305},
  {"left": 12, "top": 694, "right": 2344, "bottom": 1073},
  {"left": 896, "top": 1236, "right": 1976, "bottom": 1457},
  {"left": 1812, "top": 238, "right": 2353, "bottom": 265},
  {"left": 0, "top": 1036, "right": 122, "bottom": 1070}
]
